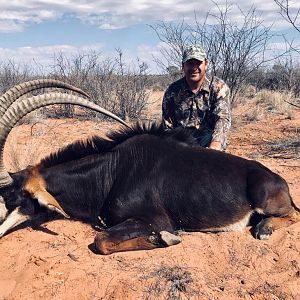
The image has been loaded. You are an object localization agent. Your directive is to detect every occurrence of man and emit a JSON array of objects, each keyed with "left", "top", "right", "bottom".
[{"left": 162, "top": 45, "right": 231, "bottom": 151}]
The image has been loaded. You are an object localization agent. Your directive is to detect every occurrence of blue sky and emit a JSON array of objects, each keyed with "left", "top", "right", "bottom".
[{"left": 0, "top": 0, "right": 299, "bottom": 73}]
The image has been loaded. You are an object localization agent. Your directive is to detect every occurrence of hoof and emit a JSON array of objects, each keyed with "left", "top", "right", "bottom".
[
  {"left": 254, "top": 220, "right": 273, "bottom": 240},
  {"left": 255, "top": 232, "right": 271, "bottom": 240},
  {"left": 93, "top": 232, "right": 112, "bottom": 255},
  {"left": 159, "top": 231, "right": 182, "bottom": 246}
]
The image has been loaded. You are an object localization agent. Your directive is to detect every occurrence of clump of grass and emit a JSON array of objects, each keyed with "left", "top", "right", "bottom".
[
  {"left": 144, "top": 265, "right": 193, "bottom": 300},
  {"left": 255, "top": 90, "right": 292, "bottom": 116},
  {"left": 244, "top": 106, "right": 264, "bottom": 122},
  {"left": 243, "top": 85, "right": 257, "bottom": 98}
]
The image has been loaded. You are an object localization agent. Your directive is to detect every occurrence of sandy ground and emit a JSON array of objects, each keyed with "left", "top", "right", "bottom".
[{"left": 0, "top": 91, "right": 299, "bottom": 300}]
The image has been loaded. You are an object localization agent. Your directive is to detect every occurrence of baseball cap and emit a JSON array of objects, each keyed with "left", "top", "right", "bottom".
[{"left": 182, "top": 45, "right": 207, "bottom": 63}]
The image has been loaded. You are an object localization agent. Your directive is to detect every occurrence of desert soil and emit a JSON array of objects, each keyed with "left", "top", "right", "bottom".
[{"left": 0, "top": 91, "right": 299, "bottom": 300}]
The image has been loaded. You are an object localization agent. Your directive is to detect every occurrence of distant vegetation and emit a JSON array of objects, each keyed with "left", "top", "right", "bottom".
[
  {"left": 0, "top": 51, "right": 161, "bottom": 121},
  {"left": 0, "top": 52, "right": 299, "bottom": 121},
  {"left": 0, "top": 1, "right": 299, "bottom": 120}
]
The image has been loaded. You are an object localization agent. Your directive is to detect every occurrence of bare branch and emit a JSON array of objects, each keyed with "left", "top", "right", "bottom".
[
  {"left": 274, "top": 0, "right": 300, "bottom": 33},
  {"left": 283, "top": 99, "right": 300, "bottom": 108},
  {"left": 151, "top": 2, "right": 287, "bottom": 103}
]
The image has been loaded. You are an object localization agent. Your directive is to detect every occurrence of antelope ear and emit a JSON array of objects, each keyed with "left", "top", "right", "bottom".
[{"left": 35, "top": 191, "right": 69, "bottom": 218}]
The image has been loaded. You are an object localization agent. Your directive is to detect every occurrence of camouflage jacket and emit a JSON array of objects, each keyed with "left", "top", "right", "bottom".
[{"left": 162, "top": 76, "right": 231, "bottom": 149}]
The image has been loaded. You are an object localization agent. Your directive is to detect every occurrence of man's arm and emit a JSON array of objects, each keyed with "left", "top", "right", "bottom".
[
  {"left": 210, "top": 81, "right": 231, "bottom": 150},
  {"left": 162, "top": 89, "right": 175, "bottom": 129}
]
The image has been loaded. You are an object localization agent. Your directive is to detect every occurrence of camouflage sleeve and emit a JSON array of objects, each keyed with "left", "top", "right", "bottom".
[
  {"left": 211, "top": 82, "right": 232, "bottom": 149},
  {"left": 162, "top": 88, "right": 174, "bottom": 129}
]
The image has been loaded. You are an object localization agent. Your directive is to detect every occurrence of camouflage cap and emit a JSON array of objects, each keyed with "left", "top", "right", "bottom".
[{"left": 182, "top": 45, "right": 206, "bottom": 63}]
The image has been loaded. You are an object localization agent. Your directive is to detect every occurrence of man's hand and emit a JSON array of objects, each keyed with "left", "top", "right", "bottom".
[{"left": 209, "top": 140, "right": 222, "bottom": 151}]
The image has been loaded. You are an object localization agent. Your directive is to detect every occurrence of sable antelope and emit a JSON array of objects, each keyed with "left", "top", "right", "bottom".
[{"left": 0, "top": 80, "right": 299, "bottom": 255}]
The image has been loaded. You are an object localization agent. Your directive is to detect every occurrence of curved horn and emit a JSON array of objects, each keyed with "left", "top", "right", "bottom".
[
  {"left": 0, "top": 79, "right": 90, "bottom": 117},
  {"left": 0, "top": 92, "right": 130, "bottom": 187}
]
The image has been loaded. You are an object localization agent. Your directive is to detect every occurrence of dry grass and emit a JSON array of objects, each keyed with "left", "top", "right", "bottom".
[
  {"left": 244, "top": 105, "right": 265, "bottom": 122},
  {"left": 143, "top": 265, "right": 194, "bottom": 300},
  {"left": 5, "top": 115, "right": 67, "bottom": 172},
  {"left": 239, "top": 88, "right": 295, "bottom": 122},
  {"left": 255, "top": 89, "right": 293, "bottom": 116}
]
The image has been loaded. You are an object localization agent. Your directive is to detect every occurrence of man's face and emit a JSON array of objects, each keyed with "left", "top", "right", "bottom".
[{"left": 182, "top": 59, "right": 208, "bottom": 83}]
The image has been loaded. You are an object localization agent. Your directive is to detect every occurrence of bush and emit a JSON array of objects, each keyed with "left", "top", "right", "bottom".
[{"left": 0, "top": 50, "right": 152, "bottom": 121}]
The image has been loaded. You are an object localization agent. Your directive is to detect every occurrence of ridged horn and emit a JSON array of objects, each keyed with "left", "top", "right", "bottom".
[
  {"left": 0, "top": 79, "right": 90, "bottom": 117},
  {"left": 0, "top": 92, "right": 130, "bottom": 187}
]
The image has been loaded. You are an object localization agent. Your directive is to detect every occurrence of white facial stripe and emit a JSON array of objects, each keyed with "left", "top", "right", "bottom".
[
  {"left": 0, "top": 201, "right": 8, "bottom": 223},
  {"left": 0, "top": 207, "right": 31, "bottom": 238}
]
